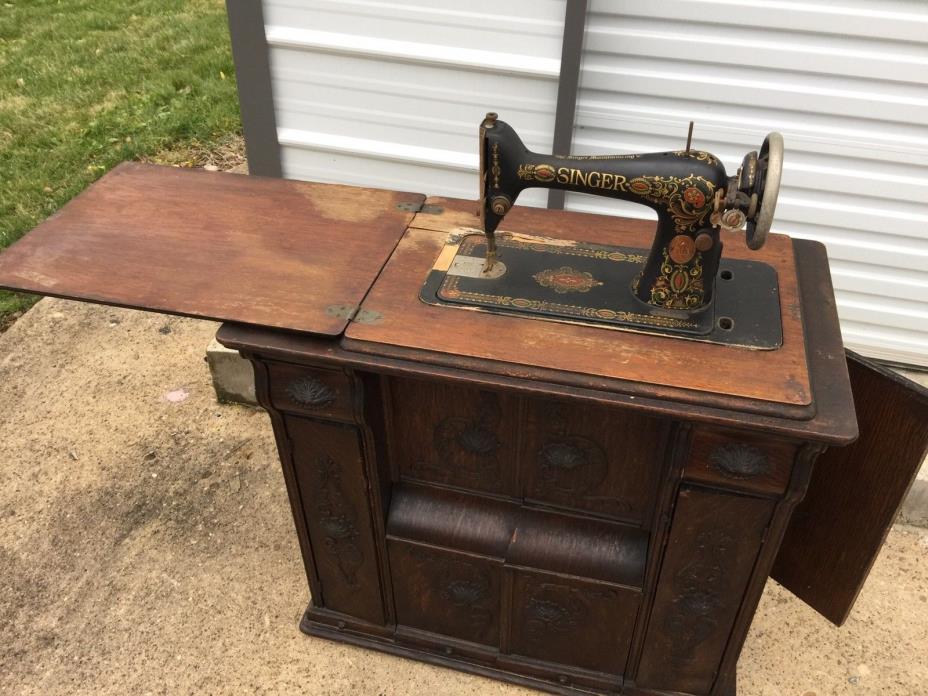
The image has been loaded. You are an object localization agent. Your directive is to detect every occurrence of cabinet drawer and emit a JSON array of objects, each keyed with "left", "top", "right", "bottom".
[
  {"left": 684, "top": 428, "right": 797, "bottom": 496},
  {"left": 267, "top": 361, "right": 356, "bottom": 422},
  {"left": 508, "top": 569, "right": 639, "bottom": 675},
  {"left": 388, "top": 378, "right": 519, "bottom": 496},
  {"left": 519, "top": 399, "right": 666, "bottom": 523},
  {"left": 388, "top": 540, "right": 502, "bottom": 647}
]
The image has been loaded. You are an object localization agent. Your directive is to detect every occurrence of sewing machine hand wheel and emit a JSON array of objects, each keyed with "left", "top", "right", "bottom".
[{"left": 744, "top": 132, "right": 783, "bottom": 251}]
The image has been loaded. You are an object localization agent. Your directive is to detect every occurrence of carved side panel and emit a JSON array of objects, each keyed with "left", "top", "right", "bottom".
[
  {"left": 509, "top": 569, "right": 639, "bottom": 675},
  {"left": 636, "top": 486, "right": 774, "bottom": 694},
  {"left": 388, "top": 540, "right": 502, "bottom": 646},
  {"left": 286, "top": 415, "right": 385, "bottom": 625},
  {"left": 520, "top": 399, "right": 666, "bottom": 523},
  {"left": 388, "top": 378, "right": 518, "bottom": 496}
]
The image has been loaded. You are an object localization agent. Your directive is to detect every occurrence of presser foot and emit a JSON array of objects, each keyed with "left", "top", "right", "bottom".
[{"left": 483, "top": 249, "right": 497, "bottom": 273}]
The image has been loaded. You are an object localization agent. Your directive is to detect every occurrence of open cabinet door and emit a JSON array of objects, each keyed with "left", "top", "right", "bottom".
[{"left": 772, "top": 350, "right": 928, "bottom": 625}]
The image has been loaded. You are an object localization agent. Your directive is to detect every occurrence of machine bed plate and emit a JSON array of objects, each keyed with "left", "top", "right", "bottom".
[{"left": 420, "top": 233, "right": 782, "bottom": 350}]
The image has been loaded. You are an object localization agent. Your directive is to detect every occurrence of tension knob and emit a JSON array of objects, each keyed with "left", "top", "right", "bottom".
[{"left": 490, "top": 195, "right": 511, "bottom": 216}]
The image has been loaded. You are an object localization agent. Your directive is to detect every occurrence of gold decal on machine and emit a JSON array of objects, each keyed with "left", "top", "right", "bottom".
[
  {"left": 650, "top": 249, "right": 705, "bottom": 309},
  {"left": 491, "top": 142, "right": 501, "bottom": 189},
  {"left": 533, "top": 266, "right": 604, "bottom": 294},
  {"left": 555, "top": 167, "right": 628, "bottom": 192},
  {"left": 517, "top": 166, "right": 715, "bottom": 233},
  {"left": 627, "top": 175, "right": 716, "bottom": 233},
  {"left": 517, "top": 164, "right": 556, "bottom": 183}
]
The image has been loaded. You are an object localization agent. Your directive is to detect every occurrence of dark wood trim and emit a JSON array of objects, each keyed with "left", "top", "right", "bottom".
[
  {"left": 624, "top": 423, "right": 688, "bottom": 680},
  {"left": 548, "top": 0, "right": 589, "bottom": 210},
  {"left": 353, "top": 371, "right": 399, "bottom": 625},
  {"left": 245, "top": 354, "right": 322, "bottom": 599},
  {"left": 303, "top": 605, "right": 621, "bottom": 696},
  {"left": 771, "top": 351, "right": 928, "bottom": 625},
  {"left": 225, "top": 0, "right": 283, "bottom": 177},
  {"left": 219, "top": 322, "right": 855, "bottom": 445},
  {"left": 709, "top": 442, "right": 824, "bottom": 694}
]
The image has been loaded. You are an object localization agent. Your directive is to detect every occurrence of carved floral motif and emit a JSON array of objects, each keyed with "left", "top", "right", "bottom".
[
  {"left": 409, "top": 548, "right": 495, "bottom": 634},
  {"left": 286, "top": 376, "right": 336, "bottom": 409},
  {"left": 523, "top": 583, "right": 584, "bottom": 641},
  {"left": 709, "top": 443, "right": 771, "bottom": 480},
  {"left": 415, "top": 391, "right": 503, "bottom": 486},
  {"left": 522, "top": 580, "right": 617, "bottom": 643},
  {"left": 665, "top": 529, "right": 734, "bottom": 661},
  {"left": 314, "top": 454, "right": 363, "bottom": 587},
  {"left": 529, "top": 403, "right": 627, "bottom": 515},
  {"left": 536, "top": 437, "right": 608, "bottom": 497}
]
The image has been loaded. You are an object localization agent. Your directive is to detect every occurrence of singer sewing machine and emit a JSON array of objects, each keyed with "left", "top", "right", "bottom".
[{"left": 420, "top": 114, "right": 784, "bottom": 348}]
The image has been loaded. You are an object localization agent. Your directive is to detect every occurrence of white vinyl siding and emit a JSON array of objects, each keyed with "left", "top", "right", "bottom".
[
  {"left": 569, "top": 0, "right": 928, "bottom": 367},
  {"left": 263, "top": 0, "right": 565, "bottom": 207}
]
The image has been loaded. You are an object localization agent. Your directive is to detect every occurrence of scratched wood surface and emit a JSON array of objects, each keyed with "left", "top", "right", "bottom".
[
  {"left": 345, "top": 197, "right": 812, "bottom": 409},
  {"left": 0, "top": 162, "right": 424, "bottom": 335}
]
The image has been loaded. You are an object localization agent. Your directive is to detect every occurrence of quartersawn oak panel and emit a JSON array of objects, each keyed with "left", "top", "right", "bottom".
[
  {"left": 286, "top": 415, "right": 386, "bottom": 625},
  {"left": 772, "top": 351, "right": 928, "bottom": 625},
  {"left": 683, "top": 427, "right": 797, "bottom": 497},
  {"left": 345, "top": 196, "right": 812, "bottom": 409},
  {"left": 508, "top": 569, "right": 640, "bottom": 675},
  {"left": 520, "top": 398, "right": 667, "bottom": 523},
  {"left": 635, "top": 485, "right": 774, "bottom": 694},
  {"left": 0, "top": 162, "right": 424, "bottom": 335},
  {"left": 387, "top": 377, "right": 520, "bottom": 497},
  {"left": 388, "top": 540, "right": 503, "bottom": 647}
]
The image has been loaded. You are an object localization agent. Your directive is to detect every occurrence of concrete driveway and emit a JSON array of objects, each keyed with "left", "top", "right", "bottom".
[{"left": 1, "top": 298, "right": 926, "bottom": 695}]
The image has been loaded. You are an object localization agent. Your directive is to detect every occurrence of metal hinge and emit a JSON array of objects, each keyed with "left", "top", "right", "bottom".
[
  {"left": 396, "top": 201, "right": 443, "bottom": 214},
  {"left": 325, "top": 304, "right": 383, "bottom": 325}
]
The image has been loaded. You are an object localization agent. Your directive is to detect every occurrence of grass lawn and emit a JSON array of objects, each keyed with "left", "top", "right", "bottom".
[{"left": 0, "top": 0, "right": 242, "bottom": 324}]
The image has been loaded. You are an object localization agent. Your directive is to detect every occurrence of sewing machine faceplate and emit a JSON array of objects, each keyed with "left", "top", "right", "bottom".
[{"left": 420, "top": 232, "right": 782, "bottom": 350}]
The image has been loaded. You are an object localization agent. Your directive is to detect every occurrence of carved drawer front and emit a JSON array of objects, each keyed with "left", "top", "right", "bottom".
[
  {"left": 636, "top": 486, "right": 775, "bottom": 695},
  {"left": 519, "top": 399, "right": 666, "bottom": 523},
  {"left": 508, "top": 569, "right": 640, "bottom": 676},
  {"left": 387, "top": 378, "right": 519, "bottom": 497},
  {"left": 387, "top": 484, "right": 515, "bottom": 647},
  {"left": 386, "top": 482, "right": 649, "bottom": 675},
  {"left": 388, "top": 540, "right": 503, "bottom": 647},
  {"left": 286, "top": 415, "right": 385, "bottom": 625},
  {"left": 267, "top": 361, "right": 356, "bottom": 423},
  {"left": 684, "top": 428, "right": 797, "bottom": 496}
]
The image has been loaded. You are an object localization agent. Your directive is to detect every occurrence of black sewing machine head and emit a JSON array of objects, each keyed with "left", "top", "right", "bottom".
[
  {"left": 479, "top": 112, "right": 782, "bottom": 311},
  {"left": 420, "top": 113, "right": 785, "bottom": 349}
]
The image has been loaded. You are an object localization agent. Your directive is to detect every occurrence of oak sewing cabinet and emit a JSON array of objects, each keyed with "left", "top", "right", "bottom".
[{"left": 0, "top": 164, "right": 925, "bottom": 696}]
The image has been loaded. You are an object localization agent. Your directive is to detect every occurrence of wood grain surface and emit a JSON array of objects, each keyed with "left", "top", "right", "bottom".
[
  {"left": 0, "top": 162, "right": 424, "bottom": 335},
  {"left": 772, "top": 352, "right": 928, "bottom": 625},
  {"left": 345, "top": 196, "right": 811, "bottom": 408},
  {"left": 635, "top": 485, "right": 775, "bottom": 694},
  {"left": 217, "top": 239, "right": 859, "bottom": 443}
]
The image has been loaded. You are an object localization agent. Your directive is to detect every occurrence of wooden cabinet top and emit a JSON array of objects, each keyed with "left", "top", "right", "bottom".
[
  {"left": 0, "top": 163, "right": 856, "bottom": 442},
  {"left": 0, "top": 162, "right": 424, "bottom": 335}
]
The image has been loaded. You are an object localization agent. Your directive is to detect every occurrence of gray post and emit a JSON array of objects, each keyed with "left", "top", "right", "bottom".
[
  {"left": 548, "top": 0, "right": 589, "bottom": 210},
  {"left": 226, "top": 0, "right": 283, "bottom": 177}
]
